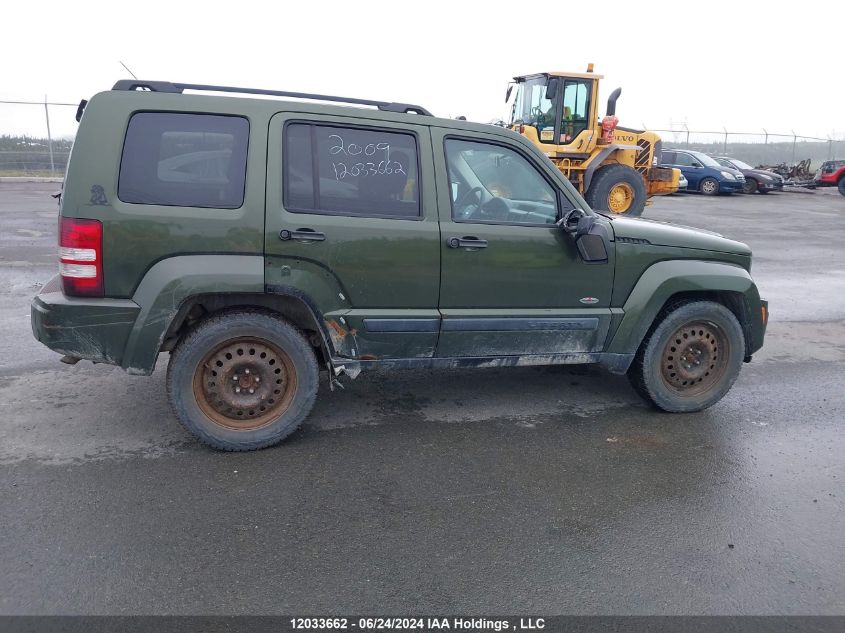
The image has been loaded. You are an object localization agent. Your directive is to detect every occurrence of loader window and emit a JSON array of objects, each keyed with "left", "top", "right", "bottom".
[{"left": 560, "top": 79, "right": 590, "bottom": 143}]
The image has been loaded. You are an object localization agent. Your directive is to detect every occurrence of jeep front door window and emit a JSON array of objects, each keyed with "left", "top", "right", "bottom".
[
  {"left": 445, "top": 138, "right": 557, "bottom": 226},
  {"left": 560, "top": 79, "right": 590, "bottom": 144}
]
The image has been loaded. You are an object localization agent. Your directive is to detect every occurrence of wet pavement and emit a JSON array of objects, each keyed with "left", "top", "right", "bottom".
[{"left": 0, "top": 183, "right": 843, "bottom": 614}]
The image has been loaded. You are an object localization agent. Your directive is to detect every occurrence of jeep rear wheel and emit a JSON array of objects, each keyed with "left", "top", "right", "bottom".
[
  {"left": 192, "top": 338, "right": 298, "bottom": 431},
  {"left": 167, "top": 310, "right": 319, "bottom": 451},
  {"left": 838, "top": 178, "right": 845, "bottom": 196},
  {"left": 628, "top": 301, "right": 745, "bottom": 412}
]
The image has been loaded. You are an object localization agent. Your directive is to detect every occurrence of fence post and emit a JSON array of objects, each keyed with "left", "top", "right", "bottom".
[
  {"left": 683, "top": 123, "right": 689, "bottom": 147},
  {"left": 762, "top": 128, "right": 768, "bottom": 145},
  {"left": 723, "top": 127, "right": 728, "bottom": 154},
  {"left": 44, "top": 95, "right": 55, "bottom": 177},
  {"left": 828, "top": 137, "right": 833, "bottom": 160},
  {"left": 791, "top": 130, "right": 797, "bottom": 163}
]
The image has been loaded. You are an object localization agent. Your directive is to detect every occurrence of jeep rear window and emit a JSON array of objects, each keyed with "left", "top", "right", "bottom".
[
  {"left": 118, "top": 112, "right": 249, "bottom": 209},
  {"left": 284, "top": 123, "right": 420, "bottom": 219}
]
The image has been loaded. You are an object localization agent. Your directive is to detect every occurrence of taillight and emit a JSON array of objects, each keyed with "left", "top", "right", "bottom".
[{"left": 59, "top": 217, "right": 103, "bottom": 297}]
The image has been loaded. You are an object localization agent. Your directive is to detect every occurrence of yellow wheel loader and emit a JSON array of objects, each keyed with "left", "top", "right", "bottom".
[{"left": 506, "top": 66, "right": 679, "bottom": 216}]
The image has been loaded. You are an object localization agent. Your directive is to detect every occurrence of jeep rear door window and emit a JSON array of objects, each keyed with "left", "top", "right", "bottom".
[
  {"left": 444, "top": 138, "right": 558, "bottom": 225},
  {"left": 118, "top": 112, "right": 249, "bottom": 209},
  {"left": 284, "top": 123, "right": 420, "bottom": 219}
]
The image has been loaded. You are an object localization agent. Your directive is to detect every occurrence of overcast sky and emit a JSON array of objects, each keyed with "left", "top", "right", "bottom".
[{"left": 2, "top": 0, "right": 843, "bottom": 140}]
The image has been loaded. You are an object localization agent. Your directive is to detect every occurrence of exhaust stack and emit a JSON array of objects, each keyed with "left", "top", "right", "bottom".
[{"left": 606, "top": 87, "right": 622, "bottom": 116}]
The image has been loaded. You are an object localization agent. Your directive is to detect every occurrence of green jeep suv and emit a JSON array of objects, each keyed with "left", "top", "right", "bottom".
[{"left": 31, "top": 80, "right": 768, "bottom": 451}]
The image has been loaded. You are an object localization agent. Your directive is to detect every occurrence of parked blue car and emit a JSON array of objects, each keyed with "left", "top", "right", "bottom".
[{"left": 660, "top": 149, "right": 745, "bottom": 195}]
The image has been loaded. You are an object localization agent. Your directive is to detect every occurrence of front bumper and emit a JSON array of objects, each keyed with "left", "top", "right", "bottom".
[
  {"left": 745, "top": 297, "right": 768, "bottom": 358},
  {"left": 31, "top": 274, "right": 140, "bottom": 366},
  {"left": 720, "top": 180, "right": 745, "bottom": 193}
]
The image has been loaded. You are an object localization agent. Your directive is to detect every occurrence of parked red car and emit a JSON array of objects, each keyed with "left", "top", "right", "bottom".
[{"left": 815, "top": 160, "right": 845, "bottom": 195}]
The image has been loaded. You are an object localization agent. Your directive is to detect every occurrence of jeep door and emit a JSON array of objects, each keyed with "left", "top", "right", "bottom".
[
  {"left": 265, "top": 112, "right": 441, "bottom": 360},
  {"left": 431, "top": 127, "right": 615, "bottom": 358}
]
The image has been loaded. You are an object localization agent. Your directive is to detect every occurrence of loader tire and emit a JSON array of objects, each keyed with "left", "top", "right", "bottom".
[{"left": 585, "top": 164, "right": 647, "bottom": 217}]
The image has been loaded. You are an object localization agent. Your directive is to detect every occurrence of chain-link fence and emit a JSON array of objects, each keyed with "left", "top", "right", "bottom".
[
  {"left": 1, "top": 100, "right": 77, "bottom": 177},
  {"left": 649, "top": 126, "right": 844, "bottom": 171},
  {"left": 2, "top": 99, "right": 844, "bottom": 177}
]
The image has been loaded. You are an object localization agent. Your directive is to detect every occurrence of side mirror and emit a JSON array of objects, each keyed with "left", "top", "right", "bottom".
[
  {"left": 557, "top": 209, "right": 609, "bottom": 264},
  {"left": 545, "top": 77, "right": 560, "bottom": 101},
  {"left": 557, "top": 208, "right": 585, "bottom": 234}
]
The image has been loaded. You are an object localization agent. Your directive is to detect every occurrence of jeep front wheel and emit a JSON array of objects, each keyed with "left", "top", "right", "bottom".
[
  {"left": 628, "top": 301, "right": 745, "bottom": 412},
  {"left": 167, "top": 310, "right": 319, "bottom": 451}
]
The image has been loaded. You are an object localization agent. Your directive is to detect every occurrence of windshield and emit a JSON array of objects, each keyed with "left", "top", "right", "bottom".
[
  {"left": 510, "top": 78, "right": 556, "bottom": 142},
  {"left": 729, "top": 158, "right": 753, "bottom": 170},
  {"left": 690, "top": 152, "right": 721, "bottom": 168}
]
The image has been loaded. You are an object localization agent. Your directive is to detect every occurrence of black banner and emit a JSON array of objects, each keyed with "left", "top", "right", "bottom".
[{"left": 0, "top": 617, "right": 843, "bottom": 633}]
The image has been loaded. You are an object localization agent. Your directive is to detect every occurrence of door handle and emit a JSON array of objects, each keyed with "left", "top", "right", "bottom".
[
  {"left": 447, "top": 236, "right": 488, "bottom": 250},
  {"left": 279, "top": 228, "right": 326, "bottom": 243}
]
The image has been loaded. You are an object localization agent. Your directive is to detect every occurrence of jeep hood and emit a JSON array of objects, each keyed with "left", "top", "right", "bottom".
[{"left": 610, "top": 217, "right": 751, "bottom": 256}]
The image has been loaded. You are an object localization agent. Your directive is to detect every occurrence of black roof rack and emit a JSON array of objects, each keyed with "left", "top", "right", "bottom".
[{"left": 111, "top": 80, "right": 433, "bottom": 116}]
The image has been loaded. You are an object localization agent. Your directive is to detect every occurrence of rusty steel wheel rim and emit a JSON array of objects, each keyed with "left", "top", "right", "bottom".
[
  {"left": 660, "top": 321, "right": 728, "bottom": 396},
  {"left": 608, "top": 182, "right": 635, "bottom": 214},
  {"left": 192, "top": 337, "right": 298, "bottom": 430}
]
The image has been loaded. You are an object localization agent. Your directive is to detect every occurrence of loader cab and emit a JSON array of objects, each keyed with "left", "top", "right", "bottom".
[{"left": 507, "top": 71, "right": 599, "bottom": 154}]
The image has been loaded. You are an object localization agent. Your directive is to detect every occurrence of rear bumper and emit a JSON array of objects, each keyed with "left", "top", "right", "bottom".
[{"left": 31, "top": 274, "right": 140, "bottom": 366}]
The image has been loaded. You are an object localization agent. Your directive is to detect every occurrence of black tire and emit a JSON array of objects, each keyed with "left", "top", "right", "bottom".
[
  {"left": 699, "top": 177, "right": 720, "bottom": 195},
  {"left": 585, "top": 164, "right": 647, "bottom": 217},
  {"left": 627, "top": 301, "right": 745, "bottom": 413},
  {"left": 838, "top": 178, "right": 845, "bottom": 196},
  {"left": 166, "top": 310, "right": 320, "bottom": 451},
  {"left": 742, "top": 178, "right": 758, "bottom": 194}
]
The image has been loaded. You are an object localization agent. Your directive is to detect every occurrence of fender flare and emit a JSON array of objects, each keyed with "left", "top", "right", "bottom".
[
  {"left": 605, "top": 259, "right": 760, "bottom": 358},
  {"left": 121, "top": 255, "right": 264, "bottom": 374}
]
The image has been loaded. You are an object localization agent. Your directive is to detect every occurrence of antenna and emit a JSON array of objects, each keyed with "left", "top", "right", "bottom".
[{"left": 119, "top": 61, "right": 138, "bottom": 80}]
